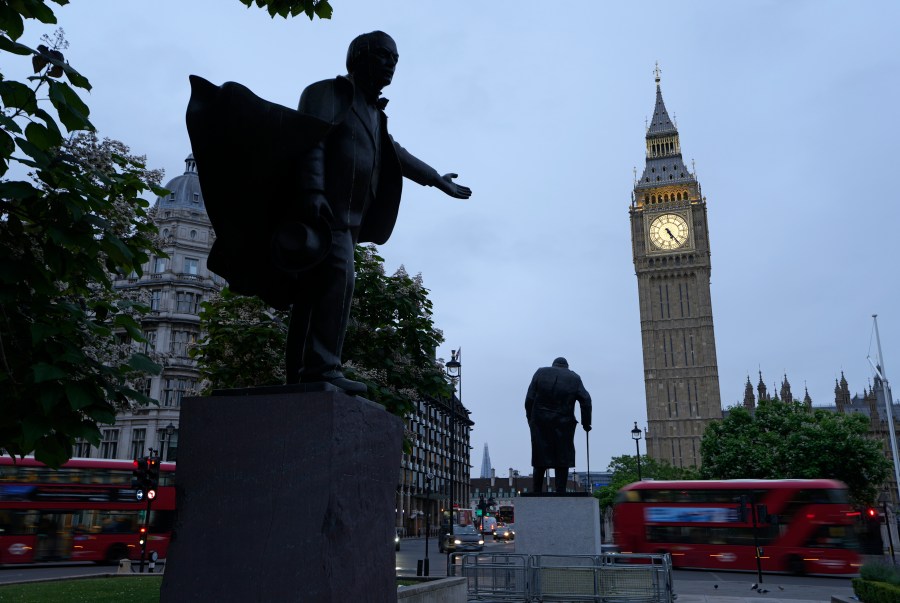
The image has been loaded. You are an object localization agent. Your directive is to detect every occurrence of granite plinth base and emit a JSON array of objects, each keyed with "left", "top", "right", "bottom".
[
  {"left": 159, "top": 390, "right": 403, "bottom": 603},
  {"left": 514, "top": 494, "right": 601, "bottom": 556}
]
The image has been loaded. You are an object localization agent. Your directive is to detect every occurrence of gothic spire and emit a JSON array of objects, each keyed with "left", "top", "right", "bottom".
[
  {"left": 648, "top": 63, "right": 678, "bottom": 137},
  {"left": 780, "top": 373, "right": 793, "bottom": 403},
  {"left": 757, "top": 370, "right": 768, "bottom": 402},
  {"left": 743, "top": 375, "right": 756, "bottom": 411}
]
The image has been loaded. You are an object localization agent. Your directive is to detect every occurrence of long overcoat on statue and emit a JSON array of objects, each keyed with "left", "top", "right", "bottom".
[{"left": 525, "top": 358, "right": 592, "bottom": 468}]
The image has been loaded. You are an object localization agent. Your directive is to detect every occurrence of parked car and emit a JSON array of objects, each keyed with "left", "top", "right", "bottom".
[
  {"left": 439, "top": 524, "right": 484, "bottom": 553},
  {"left": 494, "top": 524, "right": 515, "bottom": 541}
]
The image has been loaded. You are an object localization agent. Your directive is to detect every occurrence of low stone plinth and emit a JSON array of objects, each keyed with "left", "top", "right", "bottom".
[{"left": 514, "top": 493, "right": 601, "bottom": 556}]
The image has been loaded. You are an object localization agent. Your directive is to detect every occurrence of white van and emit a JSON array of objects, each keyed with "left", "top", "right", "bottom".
[{"left": 481, "top": 516, "right": 497, "bottom": 535}]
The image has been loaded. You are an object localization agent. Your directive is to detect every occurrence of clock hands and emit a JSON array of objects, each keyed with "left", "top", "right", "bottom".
[{"left": 665, "top": 227, "right": 680, "bottom": 244}]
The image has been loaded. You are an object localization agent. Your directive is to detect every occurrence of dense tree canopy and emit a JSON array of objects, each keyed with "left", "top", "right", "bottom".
[
  {"left": 192, "top": 245, "right": 454, "bottom": 418},
  {"left": 593, "top": 454, "right": 699, "bottom": 512},
  {"left": 0, "top": 0, "right": 333, "bottom": 466},
  {"left": 1, "top": 12, "right": 164, "bottom": 466},
  {"left": 700, "top": 400, "right": 891, "bottom": 506}
]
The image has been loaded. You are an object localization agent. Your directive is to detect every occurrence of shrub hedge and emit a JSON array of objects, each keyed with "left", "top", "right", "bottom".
[{"left": 853, "top": 578, "right": 900, "bottom": 603}]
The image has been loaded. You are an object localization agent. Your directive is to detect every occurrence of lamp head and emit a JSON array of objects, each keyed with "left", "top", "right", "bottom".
[{"left": 631, "top": 421, "right": 642, "bottom": 441}]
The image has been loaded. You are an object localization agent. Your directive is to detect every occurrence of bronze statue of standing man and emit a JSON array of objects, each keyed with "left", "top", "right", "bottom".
[
  {"left": 525, "top": 357, "right": 592, "bottom": 493},
  {"left": 186, "top": 31, "right": 471, "bottom": 395}
]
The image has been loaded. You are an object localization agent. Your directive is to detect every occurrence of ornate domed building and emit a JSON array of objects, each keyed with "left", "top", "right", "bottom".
[{"left": 75, "top": 155, "right": 224, "bottom": 461}]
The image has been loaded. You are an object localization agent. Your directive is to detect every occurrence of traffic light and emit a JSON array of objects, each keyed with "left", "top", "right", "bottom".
[
  {"left": 138, "top": 526, "right": 148, "bottom": 547},
  {"left": 132, "top": 457, "right": 148, "bottom": 490},
  {"left": 146, "top": 456, "right": 160, "bottom": 491},
  {"left": 867, "top": 508, "right": 878, "bottom": 519}
]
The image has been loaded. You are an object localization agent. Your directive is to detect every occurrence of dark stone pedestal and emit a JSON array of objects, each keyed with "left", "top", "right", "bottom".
[{"left": 160, "top": 390, "right": 403, "bottom": 603}]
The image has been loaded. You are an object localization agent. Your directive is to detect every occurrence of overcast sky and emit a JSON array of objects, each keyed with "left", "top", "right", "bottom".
[{"left": 25, "top": 0, "right": 900, "bottom": 477}]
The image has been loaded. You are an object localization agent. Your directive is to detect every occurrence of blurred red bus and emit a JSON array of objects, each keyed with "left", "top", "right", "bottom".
[
  {"left": 613, "top": 479, "right": 861, "bottom": 575},
  {"left": 0, "top": 456, "right": 175, "bottom": 564}
]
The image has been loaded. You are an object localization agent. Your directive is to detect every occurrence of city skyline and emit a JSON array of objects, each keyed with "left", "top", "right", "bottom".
[{"left": 16, "top": 1, "right": 899, "bottom": 476}]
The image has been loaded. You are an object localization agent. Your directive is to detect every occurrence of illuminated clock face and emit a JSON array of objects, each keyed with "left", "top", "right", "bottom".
[{"left": 649, "top": 213, "right": 689, "bottom": 250}]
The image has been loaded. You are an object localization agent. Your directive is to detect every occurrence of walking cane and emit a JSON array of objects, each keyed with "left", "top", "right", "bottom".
[{"left": 586, "top": 429, "right": 591, "bottom": 494}]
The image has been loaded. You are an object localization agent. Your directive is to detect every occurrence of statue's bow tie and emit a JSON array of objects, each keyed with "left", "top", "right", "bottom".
[{"left": 376, "top": 97, "right": 389, "bottom": 110}]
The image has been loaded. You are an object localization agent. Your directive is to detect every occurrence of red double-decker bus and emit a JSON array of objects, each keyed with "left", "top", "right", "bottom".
[
  {"left": 613, "top": 479, "right": 861, "bottom": 576},
  {"left": 0, "top": 456, "right": 175, "bottom": 565}
]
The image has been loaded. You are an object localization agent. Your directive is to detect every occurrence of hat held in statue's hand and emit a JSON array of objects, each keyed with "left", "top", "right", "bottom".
[{"left": 270, "top": 217, "right": 332, "bottom": 273}]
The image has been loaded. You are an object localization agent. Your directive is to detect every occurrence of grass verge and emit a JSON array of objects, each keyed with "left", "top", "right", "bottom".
[{"left": 0, "top": 576, "right": 162, "bottom": 603}]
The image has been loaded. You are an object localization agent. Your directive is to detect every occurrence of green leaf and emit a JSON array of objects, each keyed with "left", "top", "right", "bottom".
[
  {"left": 9, "top": 0, "right": 60, "bottom": 25},
  {"left": 25, "top": 120, "right": 62, "bottom": 150},
  {"left": 0, "top": 180, "right": 39, "bottom": 200},
  {"left": 0, "top": 80, "right": 38, "bottom": 112},
  {"left": 314, "top": 1, "right": 332, "bottom": 19},
  {"left": 0, "top": 8, "right": 25, "bottom": 41},
  {"left": 47, "top": 80, "right": 92, "bottom": 132},
  {"left": 32, "top": 362, "right": 68, "bottom": 383},
  {"left": 33, "top": 434, "right": 70, "bottom": 470},
  {"left": 65, "top": 383, "right": 95, "bottom": 410},
  {"left": 127, "top": 353, "right": 162, "bottom": 375},
  {"left": 0, "top": 33, "right": 32, "bottom": 53}
]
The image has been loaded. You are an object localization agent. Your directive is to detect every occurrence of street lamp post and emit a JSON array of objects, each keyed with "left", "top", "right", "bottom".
[
  {"left": 631, "top": 422, "right": 643, "bottom": 481},
  {"left": 445, "top": 349, "right": 461, "bottom": 529},
  {"left": 418, "top": 473, "right": 434, "bottom": 577},
  {"left": 164, "top": 423, "right": 175, "bottom": 461}
]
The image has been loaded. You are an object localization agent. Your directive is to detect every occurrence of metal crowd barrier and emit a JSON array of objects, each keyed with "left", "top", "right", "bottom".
[{"left": 450, "top": 552, "right": 673, "bottom": 603}]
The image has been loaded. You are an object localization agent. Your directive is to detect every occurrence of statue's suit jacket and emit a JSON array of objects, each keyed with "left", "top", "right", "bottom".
[
  {"left": 185, "top": 75, "right": 439, "bottom": 310},
  {"left": 297, "top": 76, "right": 439, "bottom": 245}
]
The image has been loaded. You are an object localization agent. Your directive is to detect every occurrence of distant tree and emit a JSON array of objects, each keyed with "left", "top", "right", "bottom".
[
  {"left": 342, "top": 245, "right": 454, "bottom": 418},
  {"left": 191, "top": 288, "right": 288, "bottom": 392},
  {"left": 1, "top": 11, "right": 165, "bottom": 467},
  {"left": 593, "top": 454, "right": 699, "bottom": 513},
  {"left": 191, "top": 245, "right": 453, "bottom": 418},
  {"left": 700, "top": 400, "right": 890, "bottom": 506}
]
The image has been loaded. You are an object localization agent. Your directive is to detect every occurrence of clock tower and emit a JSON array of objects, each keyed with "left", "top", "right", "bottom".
[{"left": 630, "top": 68, "right": 722, "bottom": 468}]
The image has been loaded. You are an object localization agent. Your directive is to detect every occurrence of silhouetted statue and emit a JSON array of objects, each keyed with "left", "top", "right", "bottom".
[
  {"left": 525, "top": 357, "right": 592, "bottom": 493},
  {"left": 186, "top": 31, "right": 471, "bottom": 395}
]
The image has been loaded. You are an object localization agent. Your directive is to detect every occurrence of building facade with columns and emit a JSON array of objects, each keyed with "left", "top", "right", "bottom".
[{"left": 74, "top": 155, "right": 222, "bottom": 462}]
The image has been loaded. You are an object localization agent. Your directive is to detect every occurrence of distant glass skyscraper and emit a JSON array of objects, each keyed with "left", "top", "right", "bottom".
[{"left": 479, "top": 443, "right": 492, "bottom": 478}]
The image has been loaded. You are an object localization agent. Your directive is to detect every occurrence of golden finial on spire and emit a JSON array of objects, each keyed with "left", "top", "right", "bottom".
[{"left": 654, "top": 62, "right": 661, "bottom": 84}]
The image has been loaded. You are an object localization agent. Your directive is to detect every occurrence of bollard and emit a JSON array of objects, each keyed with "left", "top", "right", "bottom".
[
  {"left": 416, "top": 559, "right": 429, "bottom": 576},
  {"left": 148, "top": 550, "right": 159, "bottom": 573},
  {"left": 117, "top": 558, "right": 132, "bottom": 574}
]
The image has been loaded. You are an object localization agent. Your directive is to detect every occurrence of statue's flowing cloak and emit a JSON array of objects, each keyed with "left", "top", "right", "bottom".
[{"left": 185, "top": 75, "right": 348, "bottom": 310}]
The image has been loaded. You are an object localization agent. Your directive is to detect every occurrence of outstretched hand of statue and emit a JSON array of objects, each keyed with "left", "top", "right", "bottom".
[{"left": 435, "top": 173, "right": 472, "bottom": 199}]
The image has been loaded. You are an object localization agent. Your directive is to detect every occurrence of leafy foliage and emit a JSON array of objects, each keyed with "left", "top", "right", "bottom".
[
  {"left": 238, "top": 0, "right": 333, "bottom": 20},
  {"left": 700, "top": 400, "right": 891, "bottom": 506},
  {"left": 342, "top": 245, "right": 454, "bottom": 418},
  {"left": 191, "top": 245, "right": 454, "bottom": 418},
  {"left": 593, "top": 454, "right": 699, "bottom": 512},
  {"left": 1, "top": 7, "right": 164, "bottom": 467},
  {"left": 191, "top": 288, "right": 288, "bottom": 392}
]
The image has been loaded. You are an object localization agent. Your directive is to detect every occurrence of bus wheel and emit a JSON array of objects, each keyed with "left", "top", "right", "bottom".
[
  {"left": 104, "top": 543, "right": 129, "bottom": 565},
  {"left": 787, "top": 555, "right": 806, "bottom": 576}
]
